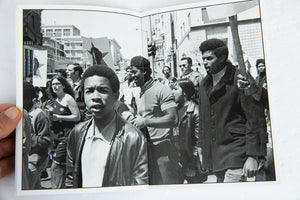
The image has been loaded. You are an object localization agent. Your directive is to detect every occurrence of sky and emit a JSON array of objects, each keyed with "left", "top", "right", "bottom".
[{"left": 41, "top": 9, "right": 143, "bottom": 60}]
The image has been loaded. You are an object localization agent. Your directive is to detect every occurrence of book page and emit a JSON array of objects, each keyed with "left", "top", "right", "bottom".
[
  {"left": 16, "top": 5, "right": 147, "bottom": 195},
  {"left": 7, "top": 0, "right": 300, "bottom": 199}
]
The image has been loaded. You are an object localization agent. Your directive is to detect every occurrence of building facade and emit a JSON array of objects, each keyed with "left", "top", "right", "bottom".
[
  {"left": 146, "top": 1, "right": 263, "bottom": 78},
  {"left": 41, "top": 25, "right": 86, "bottom": 67}
]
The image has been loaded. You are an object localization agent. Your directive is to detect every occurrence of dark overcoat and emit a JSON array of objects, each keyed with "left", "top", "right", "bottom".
[{"left": 198, "top": 62, "right": 267, "bottom": 172}]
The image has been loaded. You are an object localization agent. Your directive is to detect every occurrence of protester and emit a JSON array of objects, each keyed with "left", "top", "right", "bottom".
[
  {"left": 171, "top": 78, "right": 206, "bottom": 183},
  {"left": 65, "top": 65, "right": 148, "bottom": 188},
  {"left": 48, "top": 76, "right": 80, "bottom": 188},
  {"left": 66, "top": 63, "right": 83, "bottom": 102},
  {"left": 179, "top": 57, "right": 204, "bottom": 91},
  {"left": 129, "top": 56, "right": 182, "bottom": 184},
  {"left": 197, "top": 38, "right": 267, "bottom": 183},
  {"left": 23, "top": 81, "right": 51, "bottom": 189},
  {"left": 161, "top": 66, "right": 176, "bottom": 86},
  {"left": 119, "top": 66, "right": 140, "bottom": 113}
]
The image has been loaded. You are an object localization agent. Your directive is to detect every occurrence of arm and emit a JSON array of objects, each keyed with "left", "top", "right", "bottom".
[
  {"left": 192, "top": 107, "right": 200, "bottom": 156},
  {"left": 65, "top": 128, "right": 75, "bottom": 188},
  {"left": 133, "top": 132, "right": 149, "bottom": 185},
  {"left": 53, "top": 95, "right": 81, "bottom": 122},
  {"left": 30, "top": 110, "right": 51, "bottom": 151},
  {"left": 131, "top": 107, "right": 178, "bottom": 129},
  {"left": 131, "top": 84, "right": 178, "bottom": 129},
  {"left": 145, "top": 106, "right": 177, "bottom": 128},
  {"left": 237, "top": 73, "right": 268, "bottom": 106},
  {"left": 240, "top": 87, "right": 267, "bottom": 177}
]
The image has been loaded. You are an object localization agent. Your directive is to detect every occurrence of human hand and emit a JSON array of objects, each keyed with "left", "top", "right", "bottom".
[
  {"left": 0, "top": 104, "right": 22, "bottom": 179},
  {"left": 130, "top": 115, "right": 147, "bottom": 129},
  {"left": 52, "top": 114, "right": 59, "bottom": 121},
  {"left": 243, "top": 156, "right": 258, "bottom": 178},
  {"left": 237, "top": 72, "right": 259, "bottom": 97},
  {"left": 185, "top": 167, "right": 196, "bottom": 177},
  {"left": 237, "top": 74, "right": 251, "bottom": 89}
]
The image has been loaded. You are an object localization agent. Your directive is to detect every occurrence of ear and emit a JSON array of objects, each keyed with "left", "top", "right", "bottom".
[
  {"left": 218, "top": 54, "right": 227, "bottom": 63},
  {"left": 114, "top": 91, "right": 120, "bottom": 101}
]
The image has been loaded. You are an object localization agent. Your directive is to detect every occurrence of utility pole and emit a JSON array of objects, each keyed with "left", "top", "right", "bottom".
[
  {"left": 148, "top": 15, "right": 155, "bottom": 77},
  {"left": 170, "top": 13, "right": 178, "bottom": 78}
]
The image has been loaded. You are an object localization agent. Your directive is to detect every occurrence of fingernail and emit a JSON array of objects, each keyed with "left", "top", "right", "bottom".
[{"left": 4, "top": 107, "right": 20, "bottom": 119}]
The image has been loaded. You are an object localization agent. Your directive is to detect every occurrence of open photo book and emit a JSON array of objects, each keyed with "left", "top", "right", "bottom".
[{"left": 16, "top": 0, "right": 276, "bottom": 196}]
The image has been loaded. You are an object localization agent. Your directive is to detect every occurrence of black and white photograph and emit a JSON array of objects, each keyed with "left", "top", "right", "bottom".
[{"left": 17, "top": 0, "right": 277, "bottom": 195}]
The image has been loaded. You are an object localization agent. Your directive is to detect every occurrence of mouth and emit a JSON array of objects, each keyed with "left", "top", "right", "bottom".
[
  {"left": 133, "top": 77, "right": 139, "bottom": 83},
  {"left": 90, "top": 104, "right": 104, "bottom": 111}
]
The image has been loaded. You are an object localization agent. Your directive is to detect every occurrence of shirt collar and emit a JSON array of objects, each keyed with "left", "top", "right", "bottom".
[
  {"left": 87, "top": 114, "right": 116, "bottom": 143},
  {"left": 140, "top": 78, "right": 154, "bottom": 96}
]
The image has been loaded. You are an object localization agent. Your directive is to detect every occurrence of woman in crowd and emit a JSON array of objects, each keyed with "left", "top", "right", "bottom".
[
  {"left": 171, "top": 78, "right": 206, "bottom": 183},
  {"left": 48, "top": 75, "right": 80, "bottom": 188}
]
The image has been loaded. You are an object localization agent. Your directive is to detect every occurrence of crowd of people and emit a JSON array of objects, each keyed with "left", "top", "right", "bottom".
[{"left": 21, "top": 38, "right": 275, "bottom": 189}]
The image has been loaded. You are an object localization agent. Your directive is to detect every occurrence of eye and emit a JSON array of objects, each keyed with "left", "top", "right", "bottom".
[
  {"left": 97, "top": 88, "right": 110, "bottom": 94},
  {"left": 85, "top": 88, "right": 93, "bottom": 94}
]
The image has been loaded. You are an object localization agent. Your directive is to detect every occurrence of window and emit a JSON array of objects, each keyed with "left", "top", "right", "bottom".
[
  {"left": 46, "top": 29, "right": 53, "bottom": 37},
  {"left": 63, "top": 29, "right": 71, "bottom": 36},
  {"left": 55, "top": 29, "right": 62, "bottom": 37}
]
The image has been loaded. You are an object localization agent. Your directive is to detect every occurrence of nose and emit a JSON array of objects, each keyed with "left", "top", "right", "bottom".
[{"left": 90, "top": 90, "right": 102, "bottom": 102}]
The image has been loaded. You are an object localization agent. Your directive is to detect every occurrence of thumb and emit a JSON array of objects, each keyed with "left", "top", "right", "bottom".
[{"left": 0, "top": 105, "right": 22, "bottom": 140}]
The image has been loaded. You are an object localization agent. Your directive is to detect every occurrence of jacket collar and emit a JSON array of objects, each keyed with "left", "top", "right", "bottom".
[
  {"left": 186, "top": 101, "right": 197, "bottom": 113},
  {"left": 77, "top": 112, "right": 126, "bottom": 187},
  {"left": 78, "top": 112, "right": 125, "bottom": 154},
  {"left": 202, "top": 61, "right": 236, "bottom": 103}
]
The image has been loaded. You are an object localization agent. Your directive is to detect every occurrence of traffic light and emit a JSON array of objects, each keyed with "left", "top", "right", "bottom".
[{"left": 147, "top": 42, "right": 156, "bottom": 57}]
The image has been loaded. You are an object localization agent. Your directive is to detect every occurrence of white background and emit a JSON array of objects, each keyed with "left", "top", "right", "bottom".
[{"left": 0, "top": 0, "right": 300, "bottom": 199}]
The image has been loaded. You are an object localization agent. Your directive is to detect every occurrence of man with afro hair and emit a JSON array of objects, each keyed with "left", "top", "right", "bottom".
[{"left": 197, "top": 38, "right": 267, "bottom": 183}]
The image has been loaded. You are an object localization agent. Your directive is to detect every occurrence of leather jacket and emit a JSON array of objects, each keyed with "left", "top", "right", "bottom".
[
  {"left": 174, "top": 101, "right": 199, "bottom": 171},
  {"left": 65, "top": 113, "right": 148, "bottom": 188}
]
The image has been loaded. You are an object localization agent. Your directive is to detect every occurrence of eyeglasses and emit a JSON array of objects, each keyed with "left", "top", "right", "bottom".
[{"left": 179, "top": 64, "right": 187, "bottom": 68}]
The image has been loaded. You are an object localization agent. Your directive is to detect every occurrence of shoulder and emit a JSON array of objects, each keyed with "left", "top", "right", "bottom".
[
  {"left": 33, "top": 108, "right": 47, "bottom": 119},
  {"left": 74, "top": 120, "right": 90, "bottom": 132},
  {"left": 65, "top": 94, "right": 77, "bottom": 104},
  {"left": 70, "top": 120, "right": 90, "bottom": 138},
  {"left": 118, "top": 116, "right": 146, "bottom": 142},
  {"left": 153, "top": 81, "right": 172, "bottom": 94},
  {"left": 191, "top": 70, "right": 201, "bottom": 76},
  {"left": 65, "top": 93, "right": 75, "bottom": 100},
  {"left": 187, "top": 101, "right": 199, "bottom": 115}
]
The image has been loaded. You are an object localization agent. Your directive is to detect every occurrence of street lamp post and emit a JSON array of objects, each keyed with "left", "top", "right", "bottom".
[{"left": 52, "top": 33, "right": 57, "bottom": 71}]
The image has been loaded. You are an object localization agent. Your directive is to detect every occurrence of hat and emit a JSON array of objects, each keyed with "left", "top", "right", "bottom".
[{"left": 130, "top": 56, "right": 150, "bottom": 69}]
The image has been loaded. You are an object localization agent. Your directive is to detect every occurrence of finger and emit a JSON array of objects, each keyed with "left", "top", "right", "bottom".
[
  {"left": 0, "top": 104, "right": 16, "bottom": 113},
  {"left": 248, "top": 170, "right": 254, "bottom": 178},
  {"left": 0, "top": 106, "right": 21, "bottom": 140},
  {"left": 0, "top": 156, "right": 15, "bottom": 179},
  {"left": 0, "top": 137, "right": 15, "bottom": 160},
  {"left": 244, "top": 169, "right": 248, "bottom": 177},
  {"left": 237, "top": 74, "right": 247, "bottom": 80}
]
